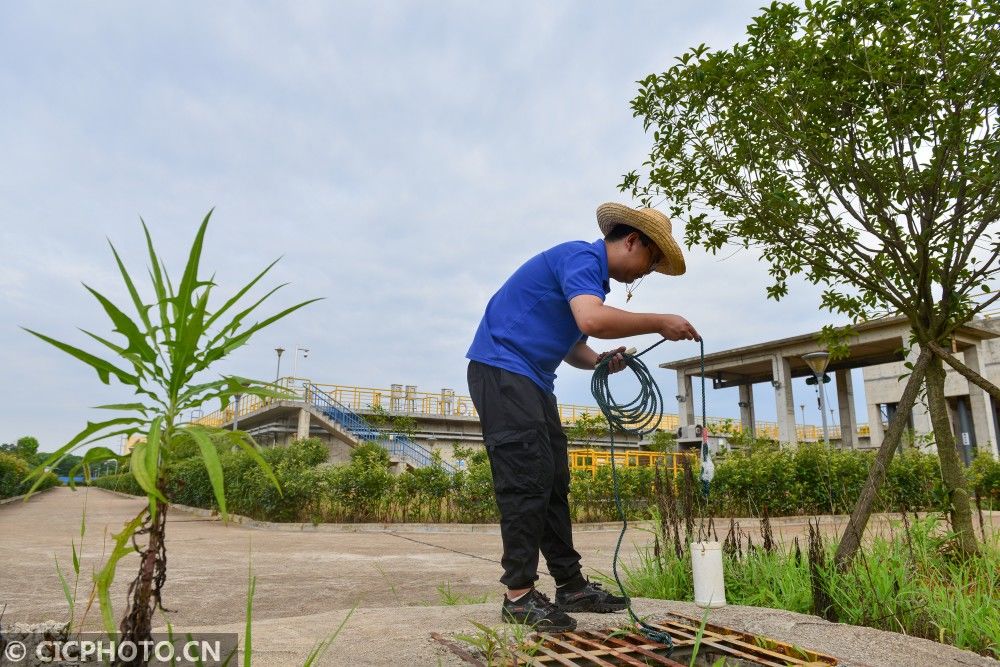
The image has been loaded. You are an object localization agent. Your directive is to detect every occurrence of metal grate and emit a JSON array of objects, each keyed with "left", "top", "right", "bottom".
[{"left": 434, "top": 613, "right": 838, "bottom": 667}]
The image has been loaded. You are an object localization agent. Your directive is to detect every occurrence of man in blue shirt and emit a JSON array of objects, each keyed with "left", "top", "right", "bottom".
[{"left": 467, "top": 203, "right": 699, "bottom": 631}]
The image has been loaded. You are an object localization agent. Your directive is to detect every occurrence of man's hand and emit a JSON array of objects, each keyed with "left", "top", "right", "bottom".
[
  {"left": 595, "top": 346, "right": 628, "bottom": 373},
  {"left": 658, "top": 315, "right": 700, "bottom": 342}
]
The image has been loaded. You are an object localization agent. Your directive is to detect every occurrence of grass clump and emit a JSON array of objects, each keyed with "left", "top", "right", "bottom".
[{"left": 619, "top": 512, "right": 999, "bottom": 658}]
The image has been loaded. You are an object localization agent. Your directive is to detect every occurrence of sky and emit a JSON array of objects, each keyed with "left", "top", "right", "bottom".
[{"left": 0, "top": 1, "right": 870, "bottom": 453}]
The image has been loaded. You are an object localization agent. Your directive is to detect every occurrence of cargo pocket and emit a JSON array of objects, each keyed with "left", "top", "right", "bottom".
[{"left": 486, "top": 439, "right": 546, "bottom": 495}]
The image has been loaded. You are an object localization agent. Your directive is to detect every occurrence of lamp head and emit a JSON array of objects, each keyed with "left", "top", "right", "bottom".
[{"left": 801, "top": 351, "right": 831, "bottom": 376}]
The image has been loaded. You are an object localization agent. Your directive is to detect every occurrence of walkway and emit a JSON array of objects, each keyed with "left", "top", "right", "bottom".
[{"left": 2, "top": 488, "right": 996, "bottom": 666}]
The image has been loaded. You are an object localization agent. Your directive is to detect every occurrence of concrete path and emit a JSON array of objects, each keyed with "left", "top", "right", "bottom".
[{"left": 1, "top": 487, "right": 996, "bottom": 666}]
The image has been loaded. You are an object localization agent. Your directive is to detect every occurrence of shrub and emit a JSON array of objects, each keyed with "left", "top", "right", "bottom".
[
  {"left": 968, "top": 450, "right": 1000, "bottom": 509},
  {"left": 91, "top": 438, "right": 973, "bottom": 523},
  {"left": 706, "top": 445, "right": 947, "bottom": 517},
  {"left": 450, "top": 446, "right": 499, "bottom": 522},
  {"left": 0, "top": 452, "right": 57, "bottom": 499},
  {"left": 93, "top": 438, "right": 329, "bottom": 522},
  {"left": 91, "top": 472, "right": 143, "bottom": 496}
]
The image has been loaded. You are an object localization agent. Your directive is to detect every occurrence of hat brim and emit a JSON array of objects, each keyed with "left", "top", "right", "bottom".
[{"left": 596, "top": 203, "right": 686, "bottom": 276}]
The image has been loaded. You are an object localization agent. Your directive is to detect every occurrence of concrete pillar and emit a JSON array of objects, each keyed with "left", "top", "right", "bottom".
[
  {"left": 964, "top": 343, "right": 999, "bottom": 458},
  {"left": 738, "top": 383, "right": 756, "bottom": 438},
  {"left": 677, "top": 370, "right": 695, "bottom": 427},
  {"left": 296, "top": 408, "right": 311, "bottom": 440},
  {"left": 835, "top": 369, "right": 858, "bottom": 449},
  {"left": 906, "top": 345, "right": 933, "bottom": 438},
  {"left": 772, "top": 355, "right": 797, "bottom": 447},
  {"left": 866, "top": 401, "right": 885, "bottom": 447}
]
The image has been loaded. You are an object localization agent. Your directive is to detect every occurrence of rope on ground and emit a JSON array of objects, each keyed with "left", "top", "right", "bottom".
[
  {"left": 386, "top": 532, "right": 508, "bottom": 567},
  {"left": 591, "top": 337, "right": 706, "bottom": 651}
]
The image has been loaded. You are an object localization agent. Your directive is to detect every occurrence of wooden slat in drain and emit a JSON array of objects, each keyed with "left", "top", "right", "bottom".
[{"left": 434, "top": 613, "right": 838, "bottom": 666}]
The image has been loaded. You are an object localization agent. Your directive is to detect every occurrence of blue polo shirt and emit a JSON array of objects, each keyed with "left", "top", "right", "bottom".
[{"left": 467, "top": 239, "right": 611, "bottom": 393}]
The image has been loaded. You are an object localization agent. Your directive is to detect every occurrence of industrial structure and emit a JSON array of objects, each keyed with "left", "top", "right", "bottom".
[
  {"left": 663, "top": 314, "right": 1000, "bottom": 460},
  {"left": 194, "top": 314, "right": 1000, "bottom": 471}
]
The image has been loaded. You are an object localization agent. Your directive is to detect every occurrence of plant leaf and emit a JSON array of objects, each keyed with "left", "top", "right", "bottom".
[
  {"left": 129, "top": 442, "right": 166, "bottom": 505},
  {"left": 71, "top": 446, "right": 126, "bottom": 488},
  {"left": 204, "top": 257, "right": 280, "bottom": 331},
  {"left": 95, "top": 510, "right": 144, "bottom": 637},
  {"left": 22, "top": 328, "right": 139, "bottom": 386},
  {"left": 55, "top": 556, "right": 74, "bottom": 618},
  {"left": 82, "top": 283, "right": 157, "bottom": 364},
  {"left": 172, "top": 210, "right": 212, "bottom": 346},
  {"left": 26, "top": 417, "right": 144, "bottom": 497},
  {"left": 93, "top": 403, "right": 151, "bottom": 412},
  {"left": 224, "top": 299, "right": 324, "bottom": 351},
  {"left": 187, "top": 426, "right": 228, "bottom": 519},
  {"left": 108, "top": 239, "right": 153, "bottom": 331}
]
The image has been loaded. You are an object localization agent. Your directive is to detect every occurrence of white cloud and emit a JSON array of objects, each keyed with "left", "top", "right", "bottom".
[{"left": 1, "top": 1, "right": 863, "bottom": 452}]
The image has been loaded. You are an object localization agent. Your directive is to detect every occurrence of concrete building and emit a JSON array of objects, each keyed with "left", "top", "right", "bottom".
[
  {"left": 198, "top": 384, "right": 643, "bottom": 472},
  {"left": 661, "top": 315, "right": 1000, "bottom": 460},
  {"left": 199, "top": 315, "right": 1000, "bottom": 470},
  {"left": 862, "top": 318, "right": 1000, "bottom": 462}
]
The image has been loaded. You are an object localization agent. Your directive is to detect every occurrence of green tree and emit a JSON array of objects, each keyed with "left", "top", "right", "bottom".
[
  {"left": 1, "top": 436, "right": 40, "bottom": 463},
  {"left": 366, "top": 404, "right": 419, "bottom": 440},
  {"left": 645, "top": 429, "right": 676, "bottom": 453},
  {"left": 622, "top": 0, "right": 1000, "bottom": 562},
  {"left": 23, "top": 212, "right": 318, "bottom": 653},
  {"left": 564, "top": 412, "right": 610, "bottom": 446}
]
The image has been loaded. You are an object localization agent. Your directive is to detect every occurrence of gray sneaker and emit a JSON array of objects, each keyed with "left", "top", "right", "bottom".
[{"left": 501, "top": 588, "right": 577, "bottom": 632}]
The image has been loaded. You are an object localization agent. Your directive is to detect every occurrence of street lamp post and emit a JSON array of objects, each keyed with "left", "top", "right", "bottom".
[
  {"left": 275, "top": 347, "right": 285, "bottom": 384},
  {"left": 801, "top": 352, "right": 831, "bottom": 446},
  {"left": 233, "top": 393, "right": 242, "bottom": 432},
  {"left": 799, "top": 404, "right": 806, "bottom": 438},
  {"left": 291, "top": 345, "right": 309, "bottom": 380}
]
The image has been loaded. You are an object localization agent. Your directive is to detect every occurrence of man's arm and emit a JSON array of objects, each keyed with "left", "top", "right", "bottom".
[
  {"left": 569, "top": 295, "right": 700, "bottom": 341},
  {"left": 564, "top": 341, "right": 627, "bottom": 372},
  {"left": 564, "top": 341, "right": 599, "bottom": 370}
]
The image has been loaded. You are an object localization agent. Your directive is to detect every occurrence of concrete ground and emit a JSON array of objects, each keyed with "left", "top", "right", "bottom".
[{"left": 1, "top": 487, "right": 997, "bottom": 666}]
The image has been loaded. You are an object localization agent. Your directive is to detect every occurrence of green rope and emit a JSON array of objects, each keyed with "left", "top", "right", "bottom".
[{"left": 591, "top": 338, "right": 706, "bottom": 650}]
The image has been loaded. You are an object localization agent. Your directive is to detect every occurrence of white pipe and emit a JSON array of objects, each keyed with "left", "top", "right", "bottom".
[{"left": 690, "top": 541, "right": 726, "bottom": 608}]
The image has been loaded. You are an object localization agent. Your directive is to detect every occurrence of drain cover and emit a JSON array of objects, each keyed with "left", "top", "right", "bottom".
[{"left": 435, "top": 613, "right": 838, "bottom": 666}]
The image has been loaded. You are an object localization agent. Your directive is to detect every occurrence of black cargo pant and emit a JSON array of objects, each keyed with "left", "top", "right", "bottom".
[{"left": 467, "top": 360, "right": 583, "bottom": 590}]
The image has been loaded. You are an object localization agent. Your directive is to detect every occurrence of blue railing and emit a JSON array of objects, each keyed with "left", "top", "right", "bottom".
[{"left": 305, "top": 384, "right": 456, "bottom": 473}]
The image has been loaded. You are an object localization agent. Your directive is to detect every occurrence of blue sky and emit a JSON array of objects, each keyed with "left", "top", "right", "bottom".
[{"left": 0, "top": 1, "right": 866, "bottom": 453}]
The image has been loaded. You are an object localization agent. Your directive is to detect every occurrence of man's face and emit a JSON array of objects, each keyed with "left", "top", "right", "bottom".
[
  {"left": 614, "top": 233, "right": 662, "bottom": 283},
  {"left": 608, "top": 233, "right": 663, "bottom": 283}
]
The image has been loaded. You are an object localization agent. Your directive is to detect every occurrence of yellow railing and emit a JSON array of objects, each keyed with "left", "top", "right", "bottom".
[
  {"left": 195, "top": 392, "right": 273, "bottom": 428},
  {"left": 194, "top": 378, "right": 871, "bottom": 441},
  {"left": 569, "top": 448, "right": 697, "bottom": 477}
]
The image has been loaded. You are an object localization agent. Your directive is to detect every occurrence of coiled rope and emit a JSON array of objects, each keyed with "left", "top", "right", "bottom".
[{"left": 591, "top": 337, "right": 706, "bottom": 650}]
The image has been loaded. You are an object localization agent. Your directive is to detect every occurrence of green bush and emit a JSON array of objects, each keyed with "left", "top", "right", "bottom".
[
  {"left": 707, "top": 444, "right": 947, "bottom": 517},
  {"left": 449, "top": 446, "right": 499, "bottom": 522},
  {"left": 0, "top": 452, "right": 58, "bottom": 499},
  {"left": 571, "top": 465, "right": 655, "bottom": 522},
  {"left": 968, "top": 451, "right": 1000, "bottom": 509},
  {"left": 89, "top": 438, "right": 975, "bottom": 523},
  {"left": 93, "top": 438, "right": 329, "bottom": 522},
  {"left": 1, "top": 452, "right": 32, "bottom": 499}
]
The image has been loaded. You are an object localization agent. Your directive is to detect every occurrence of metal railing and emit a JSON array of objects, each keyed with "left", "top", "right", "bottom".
[
  {"left": 569, "top": 448, "right": 697, "bottom": 477},
  {"left": 194, "top": 378, "right": 872, "bottom": 444},
  {"left": 304, "top": 383, "right": 456, "bottom": 473},
  {"left": 305, "top": 382, "right": 872, "bottom": 438},
  {"left": 196, "top": 393, "right": 270, "bottom": 428}
]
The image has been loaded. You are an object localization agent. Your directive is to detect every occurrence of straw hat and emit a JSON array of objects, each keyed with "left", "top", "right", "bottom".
[{"left": 596, "top": 203, "right": 686, "bottom": 276}]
